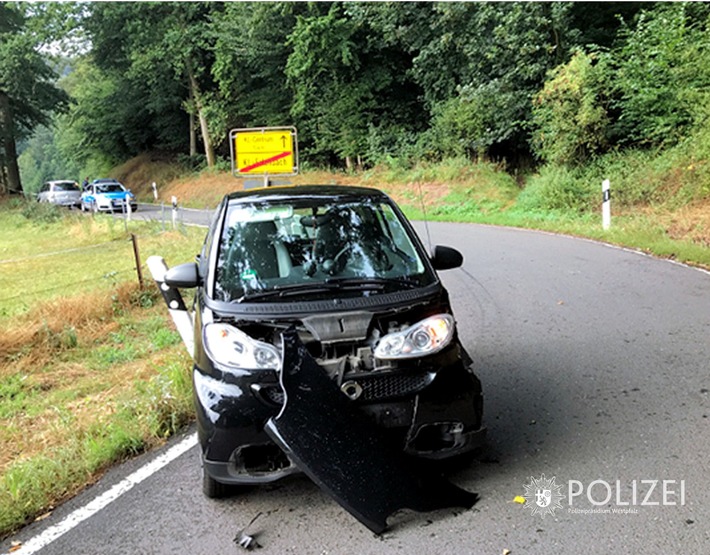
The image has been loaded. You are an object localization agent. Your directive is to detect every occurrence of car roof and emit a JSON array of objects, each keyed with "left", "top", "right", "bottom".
[
  {"left": 46, "top": 180, "right": 77, "bottom": 185},
  {"left": 225, "top": 185, "right": 390, "bottom": 205}
]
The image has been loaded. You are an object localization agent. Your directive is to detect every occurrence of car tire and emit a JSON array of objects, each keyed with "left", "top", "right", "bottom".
[{"left": 202, "top": 467, "right": 232, "bottom": 499}]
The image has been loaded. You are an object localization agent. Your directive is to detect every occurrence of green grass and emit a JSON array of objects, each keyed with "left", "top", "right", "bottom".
[
  {"left": 0, "top": 201, "right": 205, "bottom": 318},
  {"left": 0, "top": 200, "right": 203, "bottom": 538}
]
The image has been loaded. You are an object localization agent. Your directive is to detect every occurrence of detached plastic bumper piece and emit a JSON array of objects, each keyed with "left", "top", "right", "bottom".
[{"left": 265, "top": 329, "right": 478, "bottom": 534}]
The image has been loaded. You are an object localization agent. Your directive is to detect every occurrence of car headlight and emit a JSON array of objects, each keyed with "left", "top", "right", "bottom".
[
  {"left": 374, "top": 314, "right": 455, "bottom": 359},
  {"left": 203, "top": 323, "right": 281, "bottom": 371}
]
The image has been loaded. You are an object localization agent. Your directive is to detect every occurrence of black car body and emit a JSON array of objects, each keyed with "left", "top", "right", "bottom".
[{"left": 152, "top": 185, "right": 485, "bottom": 499}]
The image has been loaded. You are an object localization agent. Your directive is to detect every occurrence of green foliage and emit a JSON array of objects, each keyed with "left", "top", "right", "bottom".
[
  {"left": 0, "top": 4, "right": 68, "bottom": 138},
  {"left": 12, "top": 0, "right": 710, "bottom": 181},
  {"left": 19, "top": 198, "right": 64, "bottom": 223},
  {"left": 407, "top": 2, "right": 576, "bottom": 160},
  {"left": 211, "top": 2, "right": 301, "bottom": 130},
  {"left": 517, "top": 165, "right": 596, "bottom": 213},
  {"left": 285, "top": 3, "right": 424, "bottom": 166},
  {"left": 612, "top": 3, "right": 710, "bottom": 147},
  {"left": 430, "top": 80, "right": 529, "bottom": 160},
  {"left": 532, "top": 50, "right": 611, "bottom": 166}
]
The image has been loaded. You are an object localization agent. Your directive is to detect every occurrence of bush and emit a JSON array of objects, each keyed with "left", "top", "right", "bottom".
[
  {"left": 429, "top": 80, "right": 527, "bottom": 160},
  {"left": 517, "top": 165, "right": 596, "bottom": 213},
  {"left": 20, "top": 200, "right": 64, "bottom": 224},
  {"left": 531, "top": 50, "right": 611, "bottom": 166}
]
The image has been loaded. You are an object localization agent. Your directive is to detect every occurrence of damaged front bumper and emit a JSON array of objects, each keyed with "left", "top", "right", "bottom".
[
  {"left": 265, "top": 329, "right": 478, "bottom": 534},
  {"left": 194, "top": 347, "right": 484, "bottom": 485}
]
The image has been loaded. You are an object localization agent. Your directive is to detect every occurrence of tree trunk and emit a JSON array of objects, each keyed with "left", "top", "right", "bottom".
[
  {"left": 186, "top": 64, "right": 215, "bottom": 168},
  {"left": 188, "top": 86, "right": 197, "bottom": 157},
  {"left": 0, "top": 91, "right": 22, "bottom": 195}
]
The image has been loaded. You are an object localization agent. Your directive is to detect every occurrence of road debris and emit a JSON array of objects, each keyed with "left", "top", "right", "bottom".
[{"left": 233, "top": 512, "right": 263, "bottom": 550}]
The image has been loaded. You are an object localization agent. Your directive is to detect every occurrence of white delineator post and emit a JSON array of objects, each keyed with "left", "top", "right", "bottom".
[
  {"left": 602, "top": 179, "right": 611, "bottom": 230},
  {"left": 152, "top": 181, "right": 158, "bottom": 201},
  {"left": 171, "top": 195, "right": 178, "bottom": 230}
]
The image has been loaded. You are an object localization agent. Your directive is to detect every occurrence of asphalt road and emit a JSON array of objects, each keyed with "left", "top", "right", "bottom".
[{"left": 4, "top": 220, "right": 709, "bottom": 554}]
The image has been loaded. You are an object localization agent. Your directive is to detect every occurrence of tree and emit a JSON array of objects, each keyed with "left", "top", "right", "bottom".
[
  {"left": 0, "top": 3, "right": 67, "bottom": 195},
  {"left": 284, "top": 3, "right": 424, "bottom": 167},
  {"left": 211, "top": 2, "right": 303, "bottom": 131},
  {"left": 612, "top": 3, "right": 710, "bottom": 147},
  {"left": 85, "top": 2, "right": 222, "bottom": 166}
]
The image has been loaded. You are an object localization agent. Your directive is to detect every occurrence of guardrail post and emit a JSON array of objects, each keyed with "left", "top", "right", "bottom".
[{"left": 130, "top": 233, "right": 143, "bottom": 288}]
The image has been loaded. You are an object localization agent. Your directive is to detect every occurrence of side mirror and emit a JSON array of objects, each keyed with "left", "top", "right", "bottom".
[
  {"left": 431, "top": 245, "right": 463, "bottom": 270},
  {"left": 164, "top": 262, "right": 200, "bottom": 288}
]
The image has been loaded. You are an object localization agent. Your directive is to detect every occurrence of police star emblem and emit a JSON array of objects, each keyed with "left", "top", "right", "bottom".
[{"left": 522, "top": 474, "right": 565, "bottom": 518}]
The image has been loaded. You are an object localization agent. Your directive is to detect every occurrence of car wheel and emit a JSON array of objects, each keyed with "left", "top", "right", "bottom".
[
  {"left": 202, "top": 467, "right": 232, "bottom": 499},
  {"left": 92, "top": 201, "right": 99, "bottom": 213}
]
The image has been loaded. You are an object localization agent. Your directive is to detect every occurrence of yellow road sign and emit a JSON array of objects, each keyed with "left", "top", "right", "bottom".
[{"left": 231, "top": 127, "right": 298, "bottom": 176}]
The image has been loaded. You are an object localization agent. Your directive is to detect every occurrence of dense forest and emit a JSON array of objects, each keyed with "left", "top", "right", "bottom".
[{"left": 3, "top": 2, "right": 710, "bottom": 202}]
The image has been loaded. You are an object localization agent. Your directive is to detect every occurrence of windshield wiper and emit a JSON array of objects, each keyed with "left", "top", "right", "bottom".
[
  {"left": 236, "top": 282, "right": 342, "bottom": 302},
  {"left": 325, "top": 277, "right": 419, "bottom": 289},
  {"left": 235, "top": 277, "right": 419, "bottom": 302}
]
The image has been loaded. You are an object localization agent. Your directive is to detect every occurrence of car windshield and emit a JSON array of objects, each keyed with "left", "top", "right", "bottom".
[
  {"left": 214, "top": 197, "right": 432, "bottom": 302},
  {"left": 54, "top": 182, "right": 79, "bottom": 192},
  {"left": 97, "top": 184, "right": 124, "bottom": 193}
]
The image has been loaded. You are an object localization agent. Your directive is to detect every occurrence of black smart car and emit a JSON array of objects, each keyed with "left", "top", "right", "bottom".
[{"left": 150, "top": 185, "right": 484, "bottom": 518}]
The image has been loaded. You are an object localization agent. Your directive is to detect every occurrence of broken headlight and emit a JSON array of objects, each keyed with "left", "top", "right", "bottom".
[
  {"left": 374, "top": 314, "right": 455, "bottom": 360},
  {"left": 203, "top": 323, "right": 280, "bottom": 371}
]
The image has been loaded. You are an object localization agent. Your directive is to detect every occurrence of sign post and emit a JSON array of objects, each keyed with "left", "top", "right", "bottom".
[{"left": 230, "top": 127, "right": 298, "bottom": 186}]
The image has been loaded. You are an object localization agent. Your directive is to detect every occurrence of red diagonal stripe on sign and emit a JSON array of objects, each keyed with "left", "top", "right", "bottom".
[{"left": 239, "top": 151, "right": 290, "bottom": 173}]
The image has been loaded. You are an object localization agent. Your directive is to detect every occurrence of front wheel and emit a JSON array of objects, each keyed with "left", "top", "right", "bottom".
[{"left": 202, "top": 467, "right": 232, "bottom": 499}]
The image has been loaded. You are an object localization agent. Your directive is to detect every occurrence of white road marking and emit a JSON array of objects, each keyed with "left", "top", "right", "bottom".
[{"left": 5, "top": 433, "right": 198, "bottom": 555}]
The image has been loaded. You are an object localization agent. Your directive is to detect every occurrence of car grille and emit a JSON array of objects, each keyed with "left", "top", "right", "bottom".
[
  {"left": 356, "top": 372, "right": 434, "bottom": 401},
  {"left": 259, "top": 371, "right": 434, "bottom": 405}
]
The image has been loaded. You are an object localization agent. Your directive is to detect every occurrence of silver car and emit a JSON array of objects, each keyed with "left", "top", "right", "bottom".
[{"left": 36, "top": 180, "right": 82, "bottom": 208}]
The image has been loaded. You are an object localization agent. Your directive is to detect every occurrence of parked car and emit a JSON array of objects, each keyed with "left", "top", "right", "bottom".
[
  {"left": 80, "top": 179, "right": 137, "bottom": 212},
  {"left": 150, "top": 185, "right": 485, "bottom": 518},
  {"left": 36, "top": 180, "right": 81, "bottom": 208}
]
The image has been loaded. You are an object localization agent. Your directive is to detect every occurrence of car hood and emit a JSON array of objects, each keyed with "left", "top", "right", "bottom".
[{"left": 96, "top": 192, "right": 132, "bottom": 199}]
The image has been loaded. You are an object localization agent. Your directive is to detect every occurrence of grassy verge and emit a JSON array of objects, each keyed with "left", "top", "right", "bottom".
[{"left": 0, "top": 200, "right": 205, "bottom": 537}]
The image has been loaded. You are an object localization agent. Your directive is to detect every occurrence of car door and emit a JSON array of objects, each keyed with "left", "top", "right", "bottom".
[{"left": 81, "top": 184, "right": 95, "bottom": 209}]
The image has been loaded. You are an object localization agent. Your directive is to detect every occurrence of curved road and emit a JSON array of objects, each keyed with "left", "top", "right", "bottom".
[{"left": 4, "top": 221, "right": 709, "bottom": 554}]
